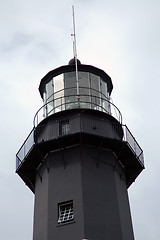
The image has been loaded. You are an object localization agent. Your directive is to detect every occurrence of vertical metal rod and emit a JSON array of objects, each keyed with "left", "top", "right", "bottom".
[
  {"left": 24, "top": 144, "right": 25, "bottom": 159},
  {"left": 72, "top": 5, "right": 79, "bottom": 96}
]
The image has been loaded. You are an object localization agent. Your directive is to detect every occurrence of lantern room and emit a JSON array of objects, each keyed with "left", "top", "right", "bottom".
[{"left": 37, "top": 58, "right": 115, "bottom": 123}]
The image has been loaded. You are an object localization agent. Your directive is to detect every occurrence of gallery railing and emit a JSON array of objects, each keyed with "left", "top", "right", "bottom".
[
  {"left": 16, "top": 115, "right": 144, "bottom": 171},
  {"left": 33, "top": 87, "right": 122, "bottom": 127},
  {"left": 122, "top": 125, "right": 144, "bottom": 165},
  {"left": 16, "top": 129, "right": 35, "bottom": 170}
]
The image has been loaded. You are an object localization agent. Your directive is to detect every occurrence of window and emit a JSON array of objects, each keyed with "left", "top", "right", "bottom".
[
  {"left": 58, "top": 201, "right": 74, "bottom": 224},
  {"left": 54, "top": 74, "right": 64, "bottom": 112},
  {"left": 59, "top": 119, "right": 70, "bottom": 135},
  {"left": 64, "top": 72, "right": 77, "bottom": 109},
  {"left": 45, "top": 79, "right": 54, "bottom": 116}
]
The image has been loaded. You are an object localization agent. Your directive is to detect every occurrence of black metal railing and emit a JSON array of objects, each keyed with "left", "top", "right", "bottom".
[
  {"left": 33, "top": 87, "right": 122, "bottom": 127},
  {"left": 16, "top": 115, "right": 144, "bottom": 171},
  {"left": 122, "top": 125, "right": 144, "bottom": 165},
  {"left": 16, "top": 129, "right": 35, "bottom": 170}
]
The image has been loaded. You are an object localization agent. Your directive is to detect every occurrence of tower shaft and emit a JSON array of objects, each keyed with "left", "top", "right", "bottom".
[{"left": 33, "top": 145, "right": 134, "bottom": 240}]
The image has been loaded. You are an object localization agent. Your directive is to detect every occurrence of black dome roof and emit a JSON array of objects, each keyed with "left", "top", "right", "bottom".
[{"left": 68, "top": 58, "right": 81, "bottom": 65}]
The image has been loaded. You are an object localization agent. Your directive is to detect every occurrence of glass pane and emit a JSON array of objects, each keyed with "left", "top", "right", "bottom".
[
  {"left": 43, "top": 90, "right": 47, "bottom": 118},
  {"left": 46, "top": 79, "right": 54, "bottom": 100},
  {"left": 89, "top": 73, "right": 100, "bottom": 110},
  {"left": 58, "top": 201, "right": 74, "bottom": 224},
  {"left": 64, "top": 72, "right": 76, "bottom": 95},
  {"left": 46, "top": 79, "right": 54, "bottom": 115},
  {"left": 64, "top": 72, "right": 77, "bottom": 109},
  {"left": 54, "top": 74, "right": 64, "bottom": 94},
  {"left": 79, "top": 72, "right": 90, "bottom": 108},
  {"left": 59, "top": 120, "right": 70, "bottom": 135},
  {"left": 90, "top": 73, "right": 100, "bottom": 92},
  {"left": 101, "top": 78, "right": 111, "bottom": 113},
  {"left": 54, "top": 74, "right": 64, "bottom": 112},
  {"left": 101, "top": 79, "right": 108, "bottom": 98}
]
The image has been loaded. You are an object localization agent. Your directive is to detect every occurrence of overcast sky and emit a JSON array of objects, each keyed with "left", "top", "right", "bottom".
[{"left": 1, "top": 0, "right": 160, "bottom": 239}]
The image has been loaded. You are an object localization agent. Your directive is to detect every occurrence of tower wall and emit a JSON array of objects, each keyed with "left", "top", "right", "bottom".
[
  {"left": 33, "top": 144, "right": 134, "bottom": 240},
  {"left": 33, "top": 164, "right": 49, "bottom": 240},
  {"left": 81, "top": 145, "right": 134, "bottom": 240},
  {"left": 33, "top": 145, "right": 84, "bottom": 240}
]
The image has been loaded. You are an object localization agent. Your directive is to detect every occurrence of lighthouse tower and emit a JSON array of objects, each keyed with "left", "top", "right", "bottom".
[{"left": 16, "top": 58, "right": 144, "bottom": 240}]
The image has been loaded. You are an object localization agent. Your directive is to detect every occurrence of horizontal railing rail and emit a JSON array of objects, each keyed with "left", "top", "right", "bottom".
[
  {"left": 122, "top": 125, "right": 144, "bottom": 165},
  {"left": 46, "top": 86, "right": 108, "bottom": 104},
  {"left": 16, "top": 128, "right": 35, "bottom": 170},
  {"left": 16, "top": 115, "right": 144, "bottom": 171},
  {"left": 33, "top": 87, "right": 122, "bottom": 127}
]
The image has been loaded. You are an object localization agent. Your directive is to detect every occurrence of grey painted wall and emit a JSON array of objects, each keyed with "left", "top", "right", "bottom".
[{"left": 33, "top": 144, "right": 134, "bottom": 240}]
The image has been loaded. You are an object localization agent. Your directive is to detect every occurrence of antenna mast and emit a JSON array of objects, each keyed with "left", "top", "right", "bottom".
[{"left": 72, "top": 5, "right": 79, "bottom": 96}]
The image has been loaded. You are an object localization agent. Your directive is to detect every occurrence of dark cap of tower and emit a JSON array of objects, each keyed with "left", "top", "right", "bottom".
[{"left": 68, "top": 58, "right": 81, "bottom": 65}]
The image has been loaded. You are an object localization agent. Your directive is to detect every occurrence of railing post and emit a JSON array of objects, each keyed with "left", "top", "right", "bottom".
[
  {"left": 134, "top": 140, "right": 136, "bottom": 154},
  {"left": 24, "top": 144, "right": 25, "bottom": 160},
  {"left": 37, "top": 114, "right": 38, "bottom": 127},
  {"left": 124, "top": 125, "right": 127, "bottom": 142}
]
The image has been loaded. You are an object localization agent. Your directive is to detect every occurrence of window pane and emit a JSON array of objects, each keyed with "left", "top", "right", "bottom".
[
  {"left": 46, "top": 79, "right": 54, "bottom": 100},
  {"left": 58, "top": 201, "right": 74, "bottom": 224},
  {"left": 101, "top": 78, "right": 111, "bottom": 113},
  {"left": 101, "top": 79, "right": 108, "bottom": 98},
  {"left": 46, "top": 79, "right": 54, "bottom": 115},
  {"left": 59, "top": 120, "right": 70, "bottom": 135},
  {"left": 90, "top": 73, "right": 100, "bottom": 92},
  {"left": 64, "top": 72, "right": 76, "bottom": 95},
  {"left": 43, "top": 90, "right": 47, "bottom": 118},
  {"left": 89, "top": 73, "right": 100, "bottom": 110},
  {"left": 54, "top": 74, "right": 64, "bottom": 112},
  {"left": 79, "top": 72, "right": 90, "bottom": 108},
  {"left": 64, "top": 72, "right": 77, "bottom": 109}
]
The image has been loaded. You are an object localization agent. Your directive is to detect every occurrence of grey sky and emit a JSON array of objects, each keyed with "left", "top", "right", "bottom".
[{"left": 1, "top": 0, "right": 160, "bottom": 239}]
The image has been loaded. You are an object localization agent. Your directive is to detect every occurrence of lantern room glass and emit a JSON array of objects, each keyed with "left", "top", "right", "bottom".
[{"left": 43, "top": 71, "right": 110, "bottom": 117}]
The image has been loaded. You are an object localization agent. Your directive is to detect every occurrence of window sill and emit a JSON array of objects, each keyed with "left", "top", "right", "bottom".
[{"left": 57, "top": 220, "right": 75, "bottom": 227}]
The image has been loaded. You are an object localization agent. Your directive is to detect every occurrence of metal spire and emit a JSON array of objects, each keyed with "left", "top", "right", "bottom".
[{"left": 72, "top": 5, "right": 79, "bottom": 96}]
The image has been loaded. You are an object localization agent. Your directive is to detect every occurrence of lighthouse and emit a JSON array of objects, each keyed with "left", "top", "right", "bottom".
[{"left": 16, "top": 58, "right": 144, "bottom": 240}]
